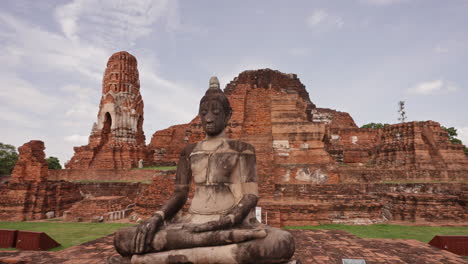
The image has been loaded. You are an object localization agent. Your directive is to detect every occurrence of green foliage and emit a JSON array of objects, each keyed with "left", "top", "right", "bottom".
[
  {"left": 464, "top": 147, "right": 468, "bottom": 156},
  {"left": 442, "top": 126, "right": 463, "bottom": 145},
  {"left": 285, "top": 224, "right": 468, "bottom": 243},
  {"left": 360, "top": 123, "right": 388, "bottom": 129},
  {"left": 0, "top": 143, "right": 18, "bottom": 175},
  {"left": 46, "top": 156, "right": 62, "bottom": 170},
  {"left": 0, "top": 221, "right": 134, "bottom": 251}
]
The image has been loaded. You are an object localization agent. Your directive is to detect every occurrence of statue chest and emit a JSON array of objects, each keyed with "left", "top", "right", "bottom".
[{"left": 190, "top": 151, "right": 239, "bottom": 184}]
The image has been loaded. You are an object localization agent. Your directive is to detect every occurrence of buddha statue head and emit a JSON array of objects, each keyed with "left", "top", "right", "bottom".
[{"left": 199, "top": 77, "right": 232, "bottom": 136}]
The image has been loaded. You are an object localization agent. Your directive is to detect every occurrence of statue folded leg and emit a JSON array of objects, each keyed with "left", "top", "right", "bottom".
[
  {"left": 114, "top": 224, "right": 267, "bottom": 255},
  {"left": 130, "top": 226, "right": 294, "bottom": 264}
]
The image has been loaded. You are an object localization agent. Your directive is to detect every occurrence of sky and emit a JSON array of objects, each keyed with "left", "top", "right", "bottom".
[{"left": 1, "top": 0, "right": 467, "bottom": 165}]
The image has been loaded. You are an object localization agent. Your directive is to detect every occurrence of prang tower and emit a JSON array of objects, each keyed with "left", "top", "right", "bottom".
[{"left": 66, "top": 51, "right": 150, "bottom": 169}]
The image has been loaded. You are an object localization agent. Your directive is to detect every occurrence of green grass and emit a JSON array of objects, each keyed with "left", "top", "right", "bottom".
[
  {"left": 285, "top": 224, "right": 468, "bottom": 243},
  {"left": 0, "top": 222, "right": 134, "bottom": 251},
  {"left": 133, "top": 166, "right": 177, "bottom": 171}
]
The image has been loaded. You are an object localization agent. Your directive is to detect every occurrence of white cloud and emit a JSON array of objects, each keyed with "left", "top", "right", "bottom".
[
  {"left": 0, "top": 106, "right": 40, "bottom": 129},
  {"left": 64, "top": 134, "right": 89, "bottom": 144},
  {"left": 306, "top": 9, "right": 343, "bottom": 30},
  {"left": 457, "top": 127, "right": 468, "bottom": 146},
  {"left": 0, "top": 72, "right": 60, "bottom": 112},
  {"left": 55, "top": 0, "right": 83, "bottom": 40},
  {"left": 360, "top": 0, "right": 406, "bottom": 5},
  {"left": 0, "top": 1, "right": 184, "bottom": 164},
  {"left": 408, "top": 80, "right": 458, "bottom": 95},
  {"left": 54, "top": 0, "right": 180, "bottom": 49}
]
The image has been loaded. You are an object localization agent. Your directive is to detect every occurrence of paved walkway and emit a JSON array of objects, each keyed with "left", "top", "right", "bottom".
[{"left": 0, "top": 230, "right": 465, "bottom": 264}]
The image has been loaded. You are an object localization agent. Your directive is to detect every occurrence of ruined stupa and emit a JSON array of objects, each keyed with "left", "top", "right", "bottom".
[{"left": 66, "top": 51, "right": 150, "bottom": 169}]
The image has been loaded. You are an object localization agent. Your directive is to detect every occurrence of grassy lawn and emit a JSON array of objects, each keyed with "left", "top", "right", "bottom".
[
  {"left": 0, "top": 222, "right": 134, "bottom": 251},
  {"left": 285, "top": 224, "right": 468, "bottom": 243},
  {"left": 134, "top": 166, "right": 177, "bottom": 171}
]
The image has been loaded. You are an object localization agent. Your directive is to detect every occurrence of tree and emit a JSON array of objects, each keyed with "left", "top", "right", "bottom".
[
  {"left": 0, "top": 143, "right": 18, "bottom": 175},
  {"left": 398, "top": 101, "right": 407, "bottom": 123},
  {"left": 441, "top": 126, "right": 463, "bottom": 145},
  {"left": 360, "top": 123, "right": 388, "bottom": 129},
  {"left": 46, "top": 156, "right": 62, "bottom": 170}
]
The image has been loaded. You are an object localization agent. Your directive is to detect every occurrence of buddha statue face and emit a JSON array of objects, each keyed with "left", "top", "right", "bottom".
[{"left": 199, "top": 99, "right": 230, "bottom": 136}]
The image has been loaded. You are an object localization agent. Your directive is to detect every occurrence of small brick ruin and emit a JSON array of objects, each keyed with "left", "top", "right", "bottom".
[
  {"left": 0, "top": 141, "right": 82, "bottom": 221},
  {"left": 66, "top": 51, "right": 151, "bottom": 169},
  {"left": 10, "top": 140, "right": 49, "bottom": 183}
]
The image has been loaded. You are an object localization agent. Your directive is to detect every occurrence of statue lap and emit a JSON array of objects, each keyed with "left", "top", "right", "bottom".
[{"left": 115, "top": 224, "right": 294, "bottom": 264}]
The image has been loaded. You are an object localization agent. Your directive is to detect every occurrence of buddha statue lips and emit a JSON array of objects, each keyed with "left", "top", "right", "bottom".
[{"left": 113, "top": 77, "right": 296, "bottom": 264}]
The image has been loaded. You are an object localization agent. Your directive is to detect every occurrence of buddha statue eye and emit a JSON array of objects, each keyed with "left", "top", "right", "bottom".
[{"left": 200, "top": 110, "right": 207, "bottom": 116}]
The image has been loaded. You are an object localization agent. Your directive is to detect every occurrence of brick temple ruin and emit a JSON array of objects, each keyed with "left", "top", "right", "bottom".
[
  {"left": 0, "top": 51, "right": 466, "bottom": 227},
  {"left": 66, "top": 51, "right": 151, "bottom": 169}
]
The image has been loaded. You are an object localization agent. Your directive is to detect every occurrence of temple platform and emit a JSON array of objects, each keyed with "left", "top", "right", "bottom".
[{"left": 0, "top": 230, "right": 465, "bottom": 264}]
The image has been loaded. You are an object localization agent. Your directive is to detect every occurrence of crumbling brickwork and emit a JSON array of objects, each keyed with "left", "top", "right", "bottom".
[
  {"left": 142, "top": 69, "right": 468, "bottom": 227},
  {"left": 10, "top": 140, "right": 49, "bottom": 183},
  {"left": 0, "top": 181, "right": 82, "bottom": 221},
  {"left": 0, "top": 140, "right": 83, "bottom": 221},
  {"left": 66, "top": 51, "right": 151, "bottom": 169},
  {"left": 48, "top": 168, "right": 158, "bottom": 182},
  {"left": 65, "top": 196, "right": 133, "bottom": 222},
  {"left": 148, "top": 69, "right": 342, "bottom": 194},
  {"left": 149, "top": 69, "right": 468, "bottom": 188}
]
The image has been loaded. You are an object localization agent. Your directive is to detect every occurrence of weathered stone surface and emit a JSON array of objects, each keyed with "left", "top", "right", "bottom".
[
  {"left": 66, "top": 51, "right": 151, "bottom": 169},
  {"left": 328, "top": 121, "right": 468, "bottom": 171},
  {"left": 65, "top": 196, "right": 133, "bottom": 222},
  {"left": 134, "top": 181, "right": 466, "bottom": 227},
  {"left": 1, "top": 230, "right": 466, "bottom": 264},
  {"left": 0, "top": 141, "right": 83, "bottom": 221},
  {"left": 48, "top": 168, "right": 159, "bottom": 182},
  {"left": 10, "top": 140, "right": 48, "bottom": 183},
  {"left": 0, "top": 181, "right": 82, "bottom": 221}
]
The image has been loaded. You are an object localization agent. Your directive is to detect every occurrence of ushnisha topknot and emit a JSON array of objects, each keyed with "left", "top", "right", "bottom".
[
  {"left": 209, "top": 76, "right": 220, "bottom": 89},
  {"left": 200, "top": 76, "right": 232, "bottom": 117}
]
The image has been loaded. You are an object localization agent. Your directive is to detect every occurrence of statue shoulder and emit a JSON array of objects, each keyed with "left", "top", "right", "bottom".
[
  {"left": 226, "top": 140, "right": 255, "bottom": 154},
  {"left": 180, "top": 143, "right": 197, "bottom": 157}
]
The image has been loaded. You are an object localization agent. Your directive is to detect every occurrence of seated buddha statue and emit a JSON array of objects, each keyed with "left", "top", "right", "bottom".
[{"left": 112, "top": 77, "right": 296, "bottom": 264}]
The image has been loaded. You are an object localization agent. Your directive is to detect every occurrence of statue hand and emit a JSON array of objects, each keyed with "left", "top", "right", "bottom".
[
  {"left": 133, "top": 214, "right": 163, "bottom": 254},
  {"left": 190, "top": 215, "right": 233, "bottom": 233}
]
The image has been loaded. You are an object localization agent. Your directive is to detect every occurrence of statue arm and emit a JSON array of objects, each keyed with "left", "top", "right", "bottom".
[
  {"left": 133, "top": 144, "right": 193, "bottom": 253},
  {"left": 155, "top": 144, "right": 194, "bottom": 221}
]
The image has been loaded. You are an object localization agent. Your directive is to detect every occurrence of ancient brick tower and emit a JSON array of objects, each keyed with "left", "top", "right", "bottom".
[
  {"left": 148, "top": 69, "right": 468, "bottom": 191},
  {"left": 66, "top": 51, "right": 150, "bottom": 169}
]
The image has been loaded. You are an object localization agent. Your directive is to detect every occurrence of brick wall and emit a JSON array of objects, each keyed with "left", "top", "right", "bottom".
[
  {"left": 0, "top": 181, "right": 82, "bottom": 221},
  {"left": 49, "top": 168, "right": 161, "bottom": 182}
]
